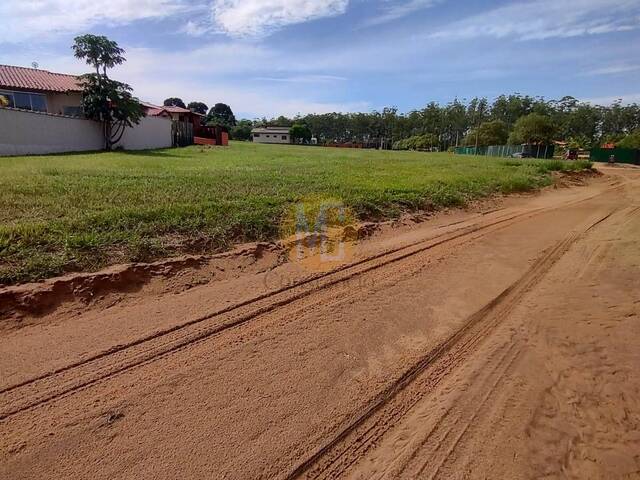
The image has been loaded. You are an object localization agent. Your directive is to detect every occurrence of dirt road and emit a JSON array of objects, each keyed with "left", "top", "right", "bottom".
[{"left": 1, "top": 166, "right": 639, "bottom": 479}]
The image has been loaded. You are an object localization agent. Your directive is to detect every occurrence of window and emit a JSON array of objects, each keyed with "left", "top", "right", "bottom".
[
  {"left": 282, "top": 136, "right": 287, "bottom": 140},
  {"left": 31, "top": 95, "right": 47, "bottom": 112},
  {"left": 0, "top": 90, "right": 47, "bottom": 112},
  {"left": 254, "top": 133, "right": 261, "bottom": 137},
  {"left": 63, "top": 106, "right": 83, "bottom": 117},
  {"left": 13, "top": 92, "right": 31, "bottom": 110}
]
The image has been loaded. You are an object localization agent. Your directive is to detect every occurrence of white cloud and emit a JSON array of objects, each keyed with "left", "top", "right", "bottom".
[
  {"left": 252, "top": 75, "right": 347, "bottom": 83},
  {"left": 430, "top": 0, "right": 640, "bottom": 41},
  {"left": 581, "top": 93, "right": 640, "bottom": 105},
  {"left": 361, "top": 0, "right": 442, "bottom": 28},
  {"left": 131, "top": 78, "right": 369, "bottom": 117},
  {"left": 211, "top": 0, "right": 349, "bottom": 37},
  {"left": 584, "top": 64, "right": 640, "bottom": 76},
  {"left": 108, "top": 45, "right": 366, "bottom": 116},
  {"left": 0, "top": 0, "right": 187, "bottom": 43},
  {"left": 181, "top": 20, "right": 210, "bottom": 37},
  {"left": 3, "top": 43, "right": 366, "bottom": 117}
]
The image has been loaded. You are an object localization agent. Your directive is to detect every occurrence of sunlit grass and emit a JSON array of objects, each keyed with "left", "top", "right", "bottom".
[{"left": 0, "top": 142, "right": 591, "bottom": 284}]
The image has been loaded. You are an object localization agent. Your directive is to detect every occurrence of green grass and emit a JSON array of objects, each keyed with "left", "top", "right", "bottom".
[{"left": 0, "top": 142, "right": 591, "bottom": 285}]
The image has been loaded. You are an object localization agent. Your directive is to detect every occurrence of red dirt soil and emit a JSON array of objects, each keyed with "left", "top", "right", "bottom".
[{"left": 1, "top": 165, "right": 639, "bottom": 479}]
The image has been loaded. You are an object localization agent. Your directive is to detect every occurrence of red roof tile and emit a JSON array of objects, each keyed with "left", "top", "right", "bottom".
[
  {"left": 141, "top": 102, "right": 204, "bottom": 116},
  {"left": 163, "top": 105, "right": 194, "bottom": 114},
  {"left": 140, "top": 103, "right": 171, "bottom": 117},
  {"left": 0, "top": 65, "right": 82, "bottom": 93}
]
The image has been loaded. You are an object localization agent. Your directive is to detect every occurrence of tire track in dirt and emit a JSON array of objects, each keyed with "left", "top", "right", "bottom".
[
  {"left": 284, "top": 210, "right": 615, "bottom": 480},
  {"left": 0, "top": 183, "right": 624, "bottom": 421},
  {"left": 0, "top": 208, "right": 534, "bottom": 420},
  {"left": 415, "top": 344, "right": 523, "bottom": 480},
  {"left": 523, "top": 203, "right": 640, "bottom": 480}
]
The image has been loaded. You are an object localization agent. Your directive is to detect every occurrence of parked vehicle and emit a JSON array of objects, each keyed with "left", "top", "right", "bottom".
[{"left": 564, "top": 149, "right": 578, "bottom": 160}]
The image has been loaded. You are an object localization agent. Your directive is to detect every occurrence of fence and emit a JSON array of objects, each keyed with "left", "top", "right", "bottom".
[
  {"left": 454, "top": 146, "right": 487, "bottom": 156},
  {"left": 455, "top": 144, "right": 554, "bottom": 159},
  {"left": 590, "top": 148, "right": 640, "bottom": 165},
  {"left": 486, "top": 145, "right": 524, "bottom": 157},
  {"left": 172, "top": 121, "right": 194, "bottom": 147}
]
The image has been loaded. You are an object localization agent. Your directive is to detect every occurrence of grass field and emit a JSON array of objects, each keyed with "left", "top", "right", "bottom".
[{"left": 0, "top": 142, "right": 591, "bottom": 285}]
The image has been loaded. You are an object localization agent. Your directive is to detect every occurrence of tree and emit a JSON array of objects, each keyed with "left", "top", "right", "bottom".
[
  {"left": 73, "top": 34, "right": 144, "bottom": 150},
  {"left": 617, "top": 129, "right": 640, "bottom": 149},
  {"left": 289, "top": 123, "right": 312, "bottom": 144},
  {"left": 72, "top": 34, "right": 125, "bottom": 76},
  {"left": 230, "top": 119, "right": 253, "bottom": 141},
  {"left": 508, "top": 113, "right": 556, "bottom": 145},
  {"left": 206, "top": 103, "right": 236, "bottom": 127},
  {"left": 187, "top": 101, "right": 208, "bottom": 115},
  {"left": 463, "top": 120, "right": 508, "bottom": 147},
  {"left": 223, "top": 94, "right": 636, "bottom": 151},
  {"left": 164, "top": 97, "right": 186, "bottom": 109}
]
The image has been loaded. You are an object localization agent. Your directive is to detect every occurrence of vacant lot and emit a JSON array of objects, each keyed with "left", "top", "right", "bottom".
[{"left": 0, "top": 143, "right": 590, "bottom": 285}]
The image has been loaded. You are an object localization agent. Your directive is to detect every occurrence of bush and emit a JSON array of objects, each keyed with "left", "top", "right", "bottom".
[
  {"left": 392, "top": 133, "right": 439, "bottom": 151},
  {"left": 617, "top": 130, "right": 640, "bottom": 149}
]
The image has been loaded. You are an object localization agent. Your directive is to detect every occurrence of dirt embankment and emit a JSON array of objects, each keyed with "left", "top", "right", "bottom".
[{"left": 0, "top": 169, "right": 598, "bottom": 323}]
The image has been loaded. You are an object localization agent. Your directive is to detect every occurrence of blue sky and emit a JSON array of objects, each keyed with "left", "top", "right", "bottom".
[{"left": 1, "top": 0, "right": 639, "bottom": 119}]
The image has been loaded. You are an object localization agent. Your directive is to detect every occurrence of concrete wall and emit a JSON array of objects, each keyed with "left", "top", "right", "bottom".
[
  {"left": 0, "top": 107, "right": 103, "bottom": 155},
  {"left": 114, "top": 116, "right": 172, "bottom": 150},
  {"left": 0, "top": 107, "right": 172, "bottom": 155}
]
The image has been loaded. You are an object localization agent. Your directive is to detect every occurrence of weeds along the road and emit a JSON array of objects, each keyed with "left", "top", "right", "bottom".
[{"left": 0, "top": 142, "right": 591, "bottom": 285}]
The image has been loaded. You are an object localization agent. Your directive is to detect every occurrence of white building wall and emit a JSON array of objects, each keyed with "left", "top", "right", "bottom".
[
  {"left": 253, "top": 132, "right": 291, "bottom": 144},
  {"left": 0, "top": 108, "right": 172, "bottom": 155}
]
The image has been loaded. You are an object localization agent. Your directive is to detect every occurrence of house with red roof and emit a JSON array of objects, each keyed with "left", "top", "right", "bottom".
[
  {"left": 0, "top": 63, "right": 228, "bottom": 153},
  {"left": 0, "top": 65, "right": 205, "bottom": 125},
  {"left": 140, "top": 102, "right": 203, "bottom": 125},
  {"left": 0, "top": 64, "right": 84, "bottom": 116}
]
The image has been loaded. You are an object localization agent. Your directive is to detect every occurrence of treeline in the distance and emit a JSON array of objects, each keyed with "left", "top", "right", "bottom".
[{"left": 227, "top": 95, "right": 640, "bottom": 151}]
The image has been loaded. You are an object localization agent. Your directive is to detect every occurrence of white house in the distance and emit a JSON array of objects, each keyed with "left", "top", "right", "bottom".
[{"left": 251, "top": 126, "right": 291, "bottom": 144}]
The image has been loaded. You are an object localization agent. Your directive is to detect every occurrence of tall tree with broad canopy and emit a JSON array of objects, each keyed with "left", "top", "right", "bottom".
[
  {"left": 73, "top": 34, "right": 144, "bottom": 150},
  {"left": 206, "top": 103, "right": 237, "bottom": 128},
  {"left": 187, "top": 102, "right": 208, "bottom": 115},
  {"left": 463, "top": 120, "right": 509, "bottom": 147},
  {"left": 508, "top": 114, "right": 556, "bottom": 145},
  {"left": 289, "top": 123, "right": 312, "bottom": 144},
  {"left": 164, "top": 98, "right": 186, "bottom": 109}
]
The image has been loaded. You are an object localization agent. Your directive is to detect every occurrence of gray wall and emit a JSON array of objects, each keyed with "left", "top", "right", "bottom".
[
  {"left": 0, "top": 107, "right": 103, "bottom": 155},
  {"left": 116, "top": 116, "right": 172, "bottom": 150},
  {"left": 0, "top": 108, "right": 172, "bottom": 156}
]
